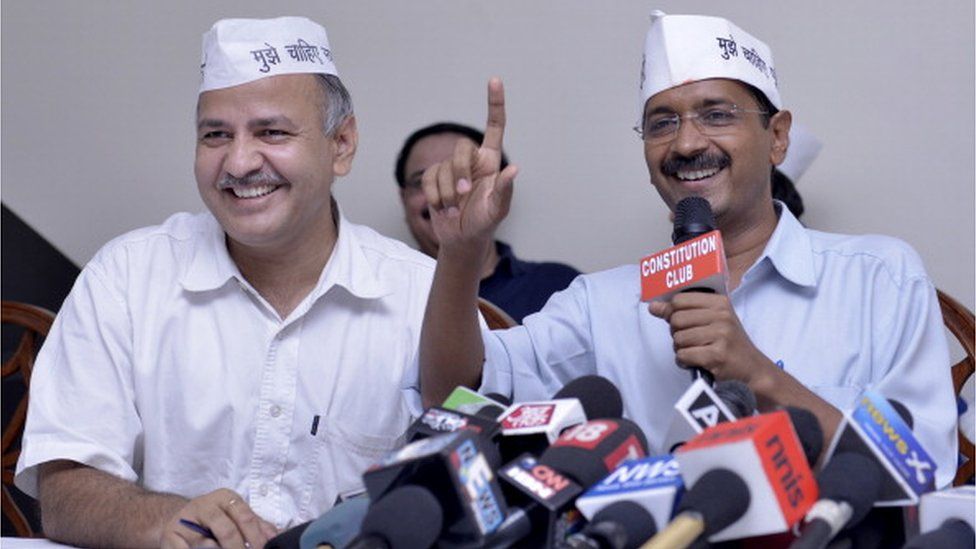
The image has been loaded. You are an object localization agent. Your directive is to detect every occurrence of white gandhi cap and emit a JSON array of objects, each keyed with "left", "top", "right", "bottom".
[
  {"left": 639, "top": 11, "right": 781, "bottom": 122},
  {"left": 200, "top": 16, "right": 338, "bottom": 93}
]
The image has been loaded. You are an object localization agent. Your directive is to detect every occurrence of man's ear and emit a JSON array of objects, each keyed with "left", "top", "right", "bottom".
[
  {"left": 769, "top": 109, "right": 792, "bottom": 167},
  {"left": 332, "top": 115, "right": 358, "bottom": 177}
]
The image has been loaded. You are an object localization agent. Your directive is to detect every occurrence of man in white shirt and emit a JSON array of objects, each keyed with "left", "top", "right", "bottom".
[
  {"left": 418, "top": 12, "right": 956, "bottom": 488},
  {"left": 15, "top": 16, "right": 434, "bottom": 549}
]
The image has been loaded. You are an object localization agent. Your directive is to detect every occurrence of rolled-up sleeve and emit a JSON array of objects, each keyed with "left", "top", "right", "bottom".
[
  {"left": 480, "top": 277, "right": 598, "bottom": 402},
  {"left": 872, "top": 275, "right": 958, "bottom": 488},
  {"left": 15, "top": 260, "right": 143, "bottom": 497}
]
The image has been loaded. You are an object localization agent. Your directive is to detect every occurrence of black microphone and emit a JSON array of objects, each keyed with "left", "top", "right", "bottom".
[
  {"left": 361, "top": 430, "right": 509, "bottom": 544},
  {"left": 346, "top": 485, "right": 443, "bottom": 549},
  {"left": 672, "top": 196, "right": 722, "bottom": 385},
  {"left": 661, "top": 378, "right": 757, "bottom": 453},
  {"left": 903, "top": 518, "right": 975, "bottom": 548},
  {"left": 789, "top": 452, "right": 883, "bottom": 549},
  {"left": 562, "top": 500, "right": 658, "bottom": 549},
  {"left": 496, "top": 418, "right": 650, "bottom": 547},
  {"left": 823, "top": 393, "right": 936, "bottom": 507},
  {"left": 784, "top": 406, "right": 824, "bottom": 466},
  {"left": 642, "top": 468, "right": 751, "bottom": 549},
  {"left": 713, "top": 380, "right": 757, "bottom": 419},
  {"left": 553, "top": 375, "right": 624, "bottom": 420}
]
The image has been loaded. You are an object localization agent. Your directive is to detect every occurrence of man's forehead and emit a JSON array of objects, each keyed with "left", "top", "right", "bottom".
[
  {"left": 196, "top": 74, "right": 321, "bottom": 117},
  {"left": 645, "top": 78, "right": 755, "bottom": 112}
]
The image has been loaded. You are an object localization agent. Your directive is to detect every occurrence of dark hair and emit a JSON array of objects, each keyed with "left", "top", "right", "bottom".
[
  {"left": 771, "top": 169, "right": 805, "bottom": 219},
  {"left": 394, "top": 122, "right": 510, "bottom": 188},
  {"left": 742, "top": 83, "right": 778, "bottom": 128}
]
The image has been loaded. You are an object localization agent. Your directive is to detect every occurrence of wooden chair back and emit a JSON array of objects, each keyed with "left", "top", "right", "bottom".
[
  {"left": 937, "top": 290, "right": 975, "bottom": 486},
  {"left": 2, "top": 301, "right": 54, "bottom": 537},
  {"left": 477, "top": 297, "right": 517, "bottom": 330}
]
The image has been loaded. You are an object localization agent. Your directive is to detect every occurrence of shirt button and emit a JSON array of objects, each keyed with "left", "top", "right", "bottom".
[
  {"left": 270, "top": 404, "right": 282, "bottom": 417},
  {"left": 259, "top": 484, "right": 270, "bottom": 496}
]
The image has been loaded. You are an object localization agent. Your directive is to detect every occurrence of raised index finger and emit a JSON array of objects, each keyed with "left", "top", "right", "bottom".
[{"left": 482, "top": 77, "right": 506, "bottom": 152}]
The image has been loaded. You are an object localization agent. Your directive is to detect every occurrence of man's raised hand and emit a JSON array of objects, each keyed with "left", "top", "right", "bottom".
[{"left": 422, "top": 78, "right": 518, "bottom": 253}]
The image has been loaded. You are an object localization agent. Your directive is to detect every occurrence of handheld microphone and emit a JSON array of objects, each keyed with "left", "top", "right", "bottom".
[
  {"left": 788, "top": 452, "right": 883, "bottom": 549},
  {"left": 670, "top": 409, "right": 819, "bottom": 541},
  {"left": 575, "top": 455, "right": 682, "bottom": 542},
  {"left": 660, "top": 378, "right": 753, "bottom": 454},
  {"left": 640, "top": 468, "right": 751, "bottom": 549},
  {"left": 640, "top": 197, "right": 729, "bottom": 385},
  {"left": 823, "top": 391, "right": 936, "bottom": 506},
  {"left": 361, "top": 431, "right": 508, "bottom": 543},
  {"left": 563, "top": 500, "right": 658, "bottom": 549},
  {"left": 299, "top": 497, "right": 371, "bottom": 549},
  {"left": 346, "top": 485, "right": 443, "bottom": 549}
]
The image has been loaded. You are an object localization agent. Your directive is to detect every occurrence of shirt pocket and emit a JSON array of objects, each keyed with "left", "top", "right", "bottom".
[{"left": 316, "top": 417, "right": 406, "bottom": 501}]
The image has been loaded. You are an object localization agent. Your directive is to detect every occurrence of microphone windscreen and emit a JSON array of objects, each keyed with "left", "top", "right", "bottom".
[
  {"left": 888, "top": 399, "right": 914, "bottom": 429},
  {"left": 540, "top": 418, "right": 649, "bottom": 487},
  {"left": 589, "top": 500, "right": 659, "bottom": 546},
  {"left": 553, "top": 375, "right": 624, "bottom": 419},
  {"left": 785, "top": 406, "right": 824, "bottom": 466},
  {"left": 904, "top": 519, "right": 975, "bottom": 549},
  {"left": 475, "top": 404, "right": 505, "bottom": 420},
  {"left": 485, "top": 392, "right": 512, "bottom": 406},
  {"left": 672, "top": 197, "right": 716, "bottom": 244},
  {"left": 678, "top": 468, "right": 751, "bottom": 536},
  {"left": 818, "top": 452, "right": 883, "bottom": 528},
  {"left": 359, "top": 485, "right": 443, "bottom": 549},
  {"left": 713, "top": 380, "right": 756, "bottom": 418}
]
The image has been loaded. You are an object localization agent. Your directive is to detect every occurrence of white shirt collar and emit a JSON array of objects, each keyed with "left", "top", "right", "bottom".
[
  {"left": 180, "top": 206, "right": 392, "bottom": 301},
  {"left": 749, "top": 200, "right": 817, "bottom": 288}
]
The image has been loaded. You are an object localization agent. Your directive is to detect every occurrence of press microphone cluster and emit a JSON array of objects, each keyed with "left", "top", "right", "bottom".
[{"left": 302, "top": 376, "right": 941, "bottom": 549}]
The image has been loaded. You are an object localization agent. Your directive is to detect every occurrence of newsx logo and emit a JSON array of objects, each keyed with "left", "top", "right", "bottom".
[{"left": 850, "top": 392, "right": 936, "bottom": 494}]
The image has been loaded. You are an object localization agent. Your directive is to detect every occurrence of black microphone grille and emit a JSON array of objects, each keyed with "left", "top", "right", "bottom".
[
  {"left": 818, "top": 452, "right": 883, "bottom": 528},
  {"left": 678, "top": 468, "right": 751, "bottom": 535},
  {"left": 713, "top": 380, "right": 757, "bottom": 419},
  {"left": 553, "top": 375, "right": 624, "bottom": 420},
  {"left": 785, "top": 406, "right": 824, "bottom": 467},
  {"left": 672, "top": 196, "right": 716, "bottom": 244},
  {"left": 359, "top": 485, "right": 443, "bottom": 549},
  {"left": 485, "top": 392, "right": 512, "bottom": 406},
  {"left": 887, "top": 399, "right": 914, "bottom": 430},
  {"left": 588, "top": 500, "right": 659, "bottom": 544}
]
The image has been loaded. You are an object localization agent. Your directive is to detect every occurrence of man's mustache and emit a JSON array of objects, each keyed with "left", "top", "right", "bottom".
[
  {"left": 661, "top": 153, "right": 731, "bottom": 176},
  {"left": 218, "top": 170, "right": 287, "bottom": 189}
]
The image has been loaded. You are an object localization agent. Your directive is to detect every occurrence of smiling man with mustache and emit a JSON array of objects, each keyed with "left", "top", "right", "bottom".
[
  {"left": 16, "top": 16, "right": 437, "bottom": 549},
  {"left": 417, "top": 11, "right": 956, "bottom": 491}
]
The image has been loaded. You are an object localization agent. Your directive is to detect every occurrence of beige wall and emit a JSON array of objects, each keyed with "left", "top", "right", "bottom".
[{"left": 3, "top": 1, "right": 973, "bottom": 309}]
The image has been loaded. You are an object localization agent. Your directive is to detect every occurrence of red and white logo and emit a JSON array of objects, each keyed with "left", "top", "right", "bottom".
[
  {"left": 502, "top": 404, "right": 556, "bottom": 429},
  {"left": 602, "top": 434, "right": 647, "bottom": 471},
  {"left": 555, "top": 420, "right": 619, "bottom": 450}
]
